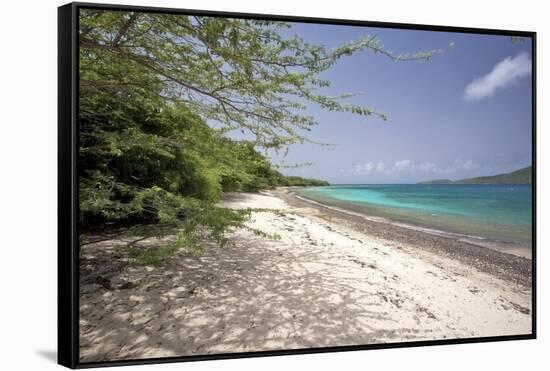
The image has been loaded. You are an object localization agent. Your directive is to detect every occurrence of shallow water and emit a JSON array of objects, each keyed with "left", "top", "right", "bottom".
[{"left": 296, "top": 184, "right": 533, "bottom": 248}]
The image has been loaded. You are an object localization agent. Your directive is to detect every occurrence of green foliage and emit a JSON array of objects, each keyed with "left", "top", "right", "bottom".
[
  {"left": 78, "top": 9, "right": 434, "bottom": 263},
  {"left": 280, "top": 176, "right": 329, "bottom": 187},
  {"left": 80, "top": 9, "right": 440, "bottom": 150},
  {"left": 126, "top": 242, "right": 181, "bottom": 266},
  {"left": 78, "top": 87, "right": 320, "bottom": 262}
]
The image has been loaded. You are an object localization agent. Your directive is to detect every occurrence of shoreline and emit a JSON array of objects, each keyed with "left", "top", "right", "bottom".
[
  {"left": 293, "top": 192, "right": 532, "bottom": 257},
  {"left": 276, "top": 187, "right": 532, "bottom": 287},
  {"left": 79, "top": 189, "right": 532, "bottom": 362},
  {"left": 290, "top": 186, "right": 532, "bottom": 259}
]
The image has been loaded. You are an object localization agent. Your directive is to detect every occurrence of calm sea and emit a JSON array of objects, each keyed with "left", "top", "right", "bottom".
[{"left": 295, "top": 184, "right": 532, "bottom": 249}]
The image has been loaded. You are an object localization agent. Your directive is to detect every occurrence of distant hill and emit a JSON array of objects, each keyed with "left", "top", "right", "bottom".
[
  {"left": 419, "top": 179, "right": 454, "bottom": 184},
  {"left": 419, "top": 166, "right": 532, "bottom": 185}
]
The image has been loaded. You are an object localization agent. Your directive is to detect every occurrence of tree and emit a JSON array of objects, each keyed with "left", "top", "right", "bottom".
[
  {"left": 78, "top": 9, "right": 440, "bottom": 262},
  {"left": 80, "top": 10, "right": 440, "bottom": 149}
]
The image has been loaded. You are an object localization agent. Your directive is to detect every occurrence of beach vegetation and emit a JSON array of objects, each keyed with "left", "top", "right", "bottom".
[{"left": 79, "top": 10, "right": 438, "bottom": 263}]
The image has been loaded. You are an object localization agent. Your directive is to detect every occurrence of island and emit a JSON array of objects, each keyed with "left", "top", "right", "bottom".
[{"left": 418, "top": 166, "right": 532, "bottom": 184}]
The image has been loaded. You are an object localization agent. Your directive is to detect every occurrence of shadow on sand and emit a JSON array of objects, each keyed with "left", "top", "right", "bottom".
[{"left": 79, "top": 229, "right": 429, "bottom": 363}]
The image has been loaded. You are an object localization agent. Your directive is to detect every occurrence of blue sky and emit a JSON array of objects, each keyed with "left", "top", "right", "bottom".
[{"left": 266, "top": 23, "right": 533, "bottom": 184}]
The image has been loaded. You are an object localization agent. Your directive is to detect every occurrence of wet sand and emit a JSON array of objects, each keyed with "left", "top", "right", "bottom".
[{"left": 279, "top": 188, "right": 532, "bottom": 287}]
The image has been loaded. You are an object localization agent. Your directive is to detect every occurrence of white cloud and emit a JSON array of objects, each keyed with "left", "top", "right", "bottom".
[
  {"left": 364, "top": 162, "right": 376, "bottom": 173},
  {"left": 347, "top": 159, "right": 478, "bottom": 178},
  {"left": 350, "top": 161, "right": 386, "bottom": 175},
  {"left": 393, "top": 160, "right": 443, "bottom": 174},
  {"left": 463, "top": 52, "right": 532, "bottom": 101},
  {"left": 454, "top": 158, "right": 478, "bottom": 170},
  {"left": 390, "top": 159, "right": 477, "bottom": 175},
  {"left": 418, "top": 162, "right": 437, "bottom": 172},
  {"left": 393, "top": 159, "right": 413, "bottom": 171}
]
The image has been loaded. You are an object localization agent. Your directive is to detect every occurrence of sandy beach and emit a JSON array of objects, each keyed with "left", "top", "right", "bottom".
[{"left": 79, "top": 188, "right": 532, "bottom": 362}]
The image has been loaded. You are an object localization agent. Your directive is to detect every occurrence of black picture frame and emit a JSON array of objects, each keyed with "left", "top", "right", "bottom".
[{"left": 58, "top": 2, "right": 537, "bottom": 369}]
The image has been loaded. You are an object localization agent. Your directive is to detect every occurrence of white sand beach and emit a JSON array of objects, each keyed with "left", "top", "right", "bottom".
[{"left": 79, "top": 189, "right": 532, "bottom": 362}]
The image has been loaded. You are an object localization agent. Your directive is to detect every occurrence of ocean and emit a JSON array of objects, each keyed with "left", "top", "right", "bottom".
[{"left": 295, "top": 184, "right": 533, "bottom": 252}]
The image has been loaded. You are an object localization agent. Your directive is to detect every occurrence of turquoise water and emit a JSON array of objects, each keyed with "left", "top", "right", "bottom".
[{"left": 296, "top": 184, "right": 532, "bottom": 246}]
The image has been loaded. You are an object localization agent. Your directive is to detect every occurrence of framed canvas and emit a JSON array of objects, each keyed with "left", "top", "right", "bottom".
[{"left": 58, "top": 2, "right": 536, "bottom": 368}]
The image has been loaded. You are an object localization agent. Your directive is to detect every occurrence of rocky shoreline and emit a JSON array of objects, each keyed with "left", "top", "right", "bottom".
[{"left": 277, "top": 188, "right": 533, "bottom": 288}]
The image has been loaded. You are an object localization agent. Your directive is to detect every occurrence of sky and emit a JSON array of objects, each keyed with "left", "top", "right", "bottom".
[{"left": 260, "top": 23, "right": 533, "bottom": 184}]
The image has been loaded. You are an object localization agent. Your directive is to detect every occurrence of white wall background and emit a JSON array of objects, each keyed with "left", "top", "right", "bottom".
[{"left": 0, "top": 0, "right": 546, "bottom": 369}]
